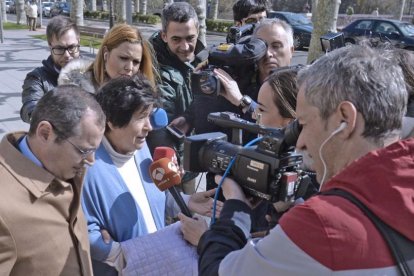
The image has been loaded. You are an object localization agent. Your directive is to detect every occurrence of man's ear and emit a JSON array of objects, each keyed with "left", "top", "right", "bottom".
[
  {"left": 107, "top": 121, "right": 116, "bottom": 131},
  {"left": 161, "top": 31, "right": 168, "bottom": 43},
  {"left": 336, "top": 101, "right": 358, "bottom": 137},
  {"left": 36, "top": 121, "right": 55, "bottom": 143}
]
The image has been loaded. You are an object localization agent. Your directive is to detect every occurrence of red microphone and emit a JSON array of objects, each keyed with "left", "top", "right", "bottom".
[
  {"left": 149, "top": 158, "right": 192, "bottom": 217},
  {"left": 153, "top": 147, "right": 177, "bottom": 162}
]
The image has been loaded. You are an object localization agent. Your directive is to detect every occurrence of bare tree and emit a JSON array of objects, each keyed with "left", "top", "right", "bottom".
[
  {"left": 1, "top": 0, "right": 8, "bottom": 23},
  {"left": 392, "top": 0, "right": 406, "bottom": 20},
  {"left": 135, "top": 0, "right": 139, "bottom": 13},
  {"left": 115, "top": 0, "right": 126, "bottom": 22},
  {"left": 16, "top": 0, "right": 26, "bottom": 25},
  {"left": 71, "top": 0, "right": 84, "bottom": 26},
  {"left": 208, "top": 0, "right": 219, "bottom": 19},
  {"left": 91, "top": 0, "right": 97, "bottom": 12},
  {"left": 140, "top": 0, "right": 147, "bottom": 14},
  {"left": 307, "top": 0, "right": 340, "bottom": 64}
]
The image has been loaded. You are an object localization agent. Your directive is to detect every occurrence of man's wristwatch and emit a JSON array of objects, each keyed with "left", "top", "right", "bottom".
[{"left": 239, "top": 95, "right": 252, "bottom": 109}]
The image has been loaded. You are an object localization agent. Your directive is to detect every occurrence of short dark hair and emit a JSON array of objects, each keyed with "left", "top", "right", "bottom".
[
  {"left": 96, "top": 74, "right": 157, "bottom": 130},
  {"left": 233, "top": 0, "right": 268, "bottom": 23},
  {"left": 29, "top": 85, "right": 106, "bottom": 142},
  {"left": 161, "top": 2, "right": 199, "bottom": 32},
  {"left": 46, "top": 16, "right": 79, "bottom": 45}
]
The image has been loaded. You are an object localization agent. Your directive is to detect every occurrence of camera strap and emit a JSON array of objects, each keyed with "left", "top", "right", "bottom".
[{"left": 321, "top": 188, "right": 414, "bottom": 276}]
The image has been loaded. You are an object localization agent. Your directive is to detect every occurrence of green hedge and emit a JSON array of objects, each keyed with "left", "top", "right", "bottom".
[
  {"left": 206, "top": 19, "right": 233, "bottom": 33},
  {"left": 132, "top": 14, "right": 160, "bottom": 24}
]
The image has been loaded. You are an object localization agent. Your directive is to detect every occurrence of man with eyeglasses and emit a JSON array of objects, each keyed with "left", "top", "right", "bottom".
[
  {"left": 0, "top": 85, "right": 106, "bottom": 275},
  {"left": 20, "top": 15, "right": 81, "bottom": 123}
]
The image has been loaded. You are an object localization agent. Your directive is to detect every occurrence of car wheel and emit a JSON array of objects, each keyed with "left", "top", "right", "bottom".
[
  {"left": 344, "top": 38, "right": 355, "bottom": 46},
  {"left": 293, "top": 34, "right": 302, "bottom": 49}
]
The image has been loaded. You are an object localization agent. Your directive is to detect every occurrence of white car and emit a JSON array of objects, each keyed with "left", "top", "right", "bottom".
[{"left": 42, "top": 1, "right": 53, "bottom": 17}]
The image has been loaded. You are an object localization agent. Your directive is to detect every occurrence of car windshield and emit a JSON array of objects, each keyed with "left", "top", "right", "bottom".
[
  {"left": 43, "top": 2, "right": 52, "bottom": 7},
  {"left": 285, "top": 13, "right": 312, "bottom": 26},
  {"left": 398, "top": 22, "right": 414, "bottom": 36}
]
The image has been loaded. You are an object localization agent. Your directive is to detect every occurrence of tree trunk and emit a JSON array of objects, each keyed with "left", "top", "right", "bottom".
[
  {"left": 135, "top": 0, "right": 139, "bottom": 13},
  {"left": 307, "top": 0, "right": 340, "bottom": 64},
  {"left": 208, "top": 0, "right": 218, "bottom": 20},
  {"left": 91, "top": 0, "right": 97, "bottom": 12},
  {"left": 1, "top": 0, "right": 8, "bottom": 23},
  {"left": 102, "top": 0, "right": 108, "bottom": 11},
  {"left": 140, "top": 0, "right": 146, "bottom": 15},
  {"left": 16, "top": 0, "right": 26, "bottom": 25},
  {"left": 392, "top": 0, "right": 405, "bottom": 20},
  {"left": 195, "top": 0, "right": 206, "bottom": 46},
  {"left": 115, "top": 0, "right": 126, "bottom": 23},
  {"left": 71, "top": 0, "right": 84, "bottom": 26}
]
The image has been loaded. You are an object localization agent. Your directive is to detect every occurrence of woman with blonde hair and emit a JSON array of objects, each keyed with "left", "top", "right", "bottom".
[
  {"left": 90, "top": 23, "right": 157, "bottom": 88},
  {"left": 58, "top": 23, "right": 158, "bottom": 92}
]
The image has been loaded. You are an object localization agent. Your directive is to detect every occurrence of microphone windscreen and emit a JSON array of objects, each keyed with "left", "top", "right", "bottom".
[
  {"left": 150, "top": 108, "right": 168, "bottom": 130},
  {"left": 149, "top": 158, "right": 181, "bottom": 191},
  {"left": 153, "top": 147, "right": 176, "bottom": 162}
]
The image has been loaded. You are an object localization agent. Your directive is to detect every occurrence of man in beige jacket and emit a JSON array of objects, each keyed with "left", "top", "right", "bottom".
[{"left": 0, "top": 85, "right": 106, "bottom": 275}]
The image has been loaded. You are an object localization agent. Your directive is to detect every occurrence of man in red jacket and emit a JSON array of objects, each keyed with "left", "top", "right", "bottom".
[{"left": 196, "top": 44, "right": 414, "bottom": 275}]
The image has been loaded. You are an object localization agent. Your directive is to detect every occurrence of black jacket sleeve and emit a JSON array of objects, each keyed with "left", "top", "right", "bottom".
[{"left": 197, "top": 199, "right": 252, "bottom": 276}]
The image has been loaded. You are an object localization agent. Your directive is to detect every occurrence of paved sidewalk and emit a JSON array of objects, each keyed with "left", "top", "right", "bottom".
[{"left": 0, "top": 29, "right": 50, "bottom": 139}]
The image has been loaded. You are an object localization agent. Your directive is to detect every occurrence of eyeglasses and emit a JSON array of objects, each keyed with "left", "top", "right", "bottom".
[
  {"left": 51, "top": 44, "right": 80, "bottom": 55},
  {"left": 65, "top": 139, "right": 97, "bottom": 159},
  {"left": 48, "top": 121, "right": 96, "bottom": 159}
]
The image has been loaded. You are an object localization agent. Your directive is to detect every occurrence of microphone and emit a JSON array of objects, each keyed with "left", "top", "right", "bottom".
[
  {"left": 149, "top": 158, "right": 192, "bottom": 217},
  {"left": 153, "top": 146, "right": 177, "bottom": 162},
  {"left": 150, "top": 108, "right": 168, "bottom": 130}
]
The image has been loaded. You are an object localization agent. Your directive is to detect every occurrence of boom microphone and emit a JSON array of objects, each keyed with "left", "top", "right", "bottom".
[{"left": 149, "top": 158, "right": 192, "bottom": 217}]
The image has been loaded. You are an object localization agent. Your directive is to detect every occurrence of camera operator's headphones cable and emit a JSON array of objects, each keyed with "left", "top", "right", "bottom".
[{"left": 211, "top": 136, "right": 263, "bottom": 225}]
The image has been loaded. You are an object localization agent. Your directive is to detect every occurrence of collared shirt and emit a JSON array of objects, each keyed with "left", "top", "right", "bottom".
[{"left": 18, "top": 135, "right": 43, "bottom": 168}]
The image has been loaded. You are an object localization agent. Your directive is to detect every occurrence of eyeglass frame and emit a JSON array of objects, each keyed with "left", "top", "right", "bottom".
[
  {"left": 50, "top": 44, "right": 80, "bottom": 55},
  {"left": 65, "top": 139, "right": 97, "bottom": 160},
  {"left": 48, "top": 121, "right": 96, "bottom": 159}
]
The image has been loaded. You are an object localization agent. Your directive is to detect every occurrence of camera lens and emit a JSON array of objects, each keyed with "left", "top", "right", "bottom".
[{"left": 199, "top": 72, "right": 218, "bottom": 95}]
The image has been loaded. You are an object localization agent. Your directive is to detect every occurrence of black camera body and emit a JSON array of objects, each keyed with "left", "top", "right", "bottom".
[
  {"left": 191, "top": 37, "right": 267, "bottom": 97},
  {"left": 226, "top": 23, "right": 257, "bottom": 44},
  {"left": 184, "top": 112, "right": 310, "bottom": 202}
]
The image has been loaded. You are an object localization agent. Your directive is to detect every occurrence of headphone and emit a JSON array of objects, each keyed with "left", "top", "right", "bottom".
[{"left": 331, "top": 122, "right": 348, "bottom": 136}]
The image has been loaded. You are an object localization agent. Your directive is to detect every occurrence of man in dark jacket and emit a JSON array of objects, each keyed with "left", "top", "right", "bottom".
[
  {"left": 20, "top": 16, "right": 80, "bottom": 123},
  {"left": 147, "top": 2, "right": 207, "bottom": 193}
]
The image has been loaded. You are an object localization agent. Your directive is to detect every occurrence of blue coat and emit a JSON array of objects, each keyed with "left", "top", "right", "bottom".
[{"left": 81, "top": 142, "right": 166, "bottom": 276}]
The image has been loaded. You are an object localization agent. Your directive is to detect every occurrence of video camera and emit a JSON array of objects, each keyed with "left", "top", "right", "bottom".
[
  {"left": 183, "top": 112, "right": 311, "bottom": 203},
  {"left": 191, "top": 25, "right": 266, "bottom": 97},
  {"left": 226, "top": 23, "right": 257, "bottom": 44}
]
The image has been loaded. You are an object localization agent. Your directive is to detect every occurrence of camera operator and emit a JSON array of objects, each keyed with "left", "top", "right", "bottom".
[
  {"left": 197, "top": 45, "right": 414, "bottom": 275},
  {"left": 232, "top": 0, "right": 267, "bottom": 27}
]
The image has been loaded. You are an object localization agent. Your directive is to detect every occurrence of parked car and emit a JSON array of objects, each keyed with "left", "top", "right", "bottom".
[
  {"left": 342, "top": 18, "right": 414, "bottom": 50},
  {"left": 50, "top": 2, "right": 70, "bottom": 17},
  {"left": 268, "top": 11, "right": 313, "bottom": 49},
  {"left": 42, "top": 1, "right": 53, "bottom": 17},
  {"left": 8, "top": 1, "right": 16, "bottom": 14},
  {"left": 5, "top": 0, "right": 12, "bottom": 13}
]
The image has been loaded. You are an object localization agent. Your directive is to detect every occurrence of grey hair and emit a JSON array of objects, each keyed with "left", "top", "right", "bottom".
[
  {"left": 161, "top": 2, "right": 199, "bottom": 32},
  {"left": 29, "top": 85, "right": 106, "bottom": 142},
  {"left": 297, "top": 45, "right": 407, "bottom": 142},
  {"left": 252, "top": 18, "right": 294, "bottom": 48}
]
